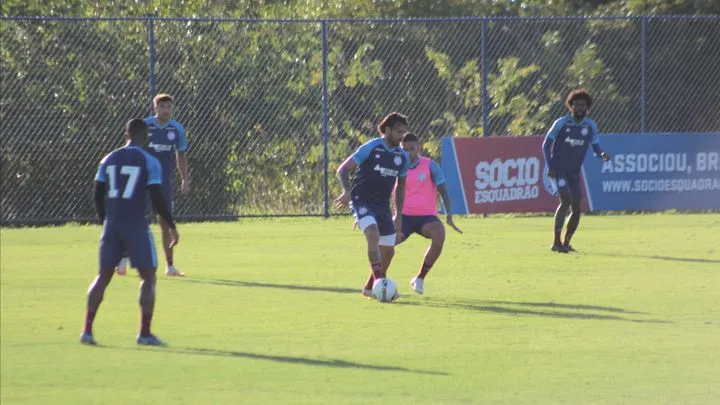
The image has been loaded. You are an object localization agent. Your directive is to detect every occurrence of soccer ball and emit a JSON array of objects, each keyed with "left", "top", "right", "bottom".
[{"left": 372, "top": 278, "right": 399, "bottom": 303}]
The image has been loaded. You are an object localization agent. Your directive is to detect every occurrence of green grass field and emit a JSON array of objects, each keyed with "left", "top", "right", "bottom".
[{"left": 1, "top": 215, "right": 719, "bottom": 404}]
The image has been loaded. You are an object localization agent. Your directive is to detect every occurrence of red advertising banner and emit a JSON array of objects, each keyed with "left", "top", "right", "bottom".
[{"left": 451, "top": 136, "right": 589, "bottom": 214}]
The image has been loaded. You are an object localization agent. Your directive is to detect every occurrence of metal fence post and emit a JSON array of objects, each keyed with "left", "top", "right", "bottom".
[
  {"left": 148, "top": 15, "right": 156, "bottom": 113},
  {"left": 321, "top": 20, "right": 330, "bottom": 218},
  {"left": 481, "top": 19, "right": 489, "bottom": 136},
  {"left": 641, "top": 16, "right": 649, "bottom": 133}
]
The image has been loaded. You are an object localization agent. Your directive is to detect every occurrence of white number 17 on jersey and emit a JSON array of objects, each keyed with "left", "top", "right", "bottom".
[{"left": 105, "top": 165, "right": 141, "bottom": 199}]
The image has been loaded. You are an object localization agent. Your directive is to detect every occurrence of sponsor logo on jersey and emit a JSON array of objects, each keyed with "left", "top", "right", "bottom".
[
  {"left": 148, "top": 143, "right": 174, "bottom": 153},
  {"left": 373, "top": 164, "right": 399, "bottom": 177},
  {"left": 564, "top": 138, "right": 586, "bottom": 147}
]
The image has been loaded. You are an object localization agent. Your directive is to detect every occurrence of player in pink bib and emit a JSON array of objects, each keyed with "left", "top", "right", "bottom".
[{"left": 396, "top": 133, "right": 462, "bottom": 295}]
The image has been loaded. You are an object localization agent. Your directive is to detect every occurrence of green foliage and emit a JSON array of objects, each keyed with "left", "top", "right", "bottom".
[{"left": 1, "top": 1, "right": 719, "bottom": 220}]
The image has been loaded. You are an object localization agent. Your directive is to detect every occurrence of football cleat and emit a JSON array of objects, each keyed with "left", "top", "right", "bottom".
[
  {"left": 165, "top": 266, "right": 185, "bottom": 277},
  {"left": 410, "top": 277, "right": 424, "bottom": 295},
  {"left": 115, "top": 257, "right": 128, "bottom": 276},
  {"left": 80, "top": 332, "right": 97, "bottom": 345},
  {"left": 136, "top": 334, "right": 166, "bottom": 346}
]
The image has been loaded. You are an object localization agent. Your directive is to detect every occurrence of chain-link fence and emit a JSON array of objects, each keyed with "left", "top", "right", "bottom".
[{"left": 2, "top": 16, "right": 719, "bottom": 225}]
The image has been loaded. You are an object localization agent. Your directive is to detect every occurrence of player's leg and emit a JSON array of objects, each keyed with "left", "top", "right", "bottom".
[
  {"left": 128, "top": 227, "right": 164, "bottom": 345},
  {"left": 563, "top": 177, "right": 583, "bottom": 252},
  {"left": 395, "top": 214, "right": 415, "bottom": 246},
  {"left": 136, "top": 267, "right": 163, "bottom": 345},
  {"left": 411, "top": 217, "right": 445, "bottom": 294},
  {"left": 352, "top": 203, "right": 383, "bottom": 297},
  {"left": 376, "top": 207, "right": 398, "bottom": 278},
  {"left": 551, "top": 176, "right": 572, "bottom": 253},
  {"left": 157, "top": 184, "right": 183, "bottom": 276},
  {"left": 82, "top": 227, "right": 121, "bottom": 345},
  {"left": 157, "top": 215, "right": 182, "bottom": 276},
  {"left": 363, "top": 223, "right": 384, "bottom": 285}
]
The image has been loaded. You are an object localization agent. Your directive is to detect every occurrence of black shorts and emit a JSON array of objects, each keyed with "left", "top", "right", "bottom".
[{"left": 401, "top": 214, "right": 440, "bottom": 240}]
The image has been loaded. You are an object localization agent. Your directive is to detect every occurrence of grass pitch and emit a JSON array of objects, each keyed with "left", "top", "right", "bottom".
[{"left": 1, "top": 214, "right": 719, "bottom": 404}]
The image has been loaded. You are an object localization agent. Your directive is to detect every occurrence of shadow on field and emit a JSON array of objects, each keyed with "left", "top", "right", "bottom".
[
  {"left": 590, "top": 252, "right": 720, "bottom": 264},
  {"left": 179, "top": 278, "right": 359, "bottom": 295},
  {"left": 475, "top": 300, "right": 648, "bottom": 314},
  {"left": 397, "top": 297, "right": 670, "bottom": 324},
  {"left": 130, "top": 346, "right": 449, "bottom": 376},
  {"left": 177, "top": 278, "right": 669, "bottom": 323}
]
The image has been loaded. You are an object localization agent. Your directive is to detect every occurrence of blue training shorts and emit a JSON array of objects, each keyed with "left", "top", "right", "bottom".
[
  {"left": 350, "top": 200, "right": 395, "bottom": 237},
  {"left": 99, "top": 225, "right": 158, "bottom": 270},
  {"left": 554, "top": 172, "right": 583, "bottom": 201},
  {"left": 151, "top": 181, "right": 174, "bottom": 214}
]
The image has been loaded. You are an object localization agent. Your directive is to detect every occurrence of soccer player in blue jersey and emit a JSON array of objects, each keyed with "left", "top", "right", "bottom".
[
  {"left": 115, "top": 94, "right": 188, "bottom": 277},
  {"left": 81, "top": 118, "right": 179, "bottom": 346},
  {"left": 335, "top": 112, "right": 411, "bottom": 299},
  {"left": 542, "top": 89, "right": 611, "bottom": 253}
]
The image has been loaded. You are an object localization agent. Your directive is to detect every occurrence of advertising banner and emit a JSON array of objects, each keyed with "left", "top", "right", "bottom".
[
  {"left": 440, "top": 136, "right": 589, "bottom": 214},
  {"left": 582, "top": 133, "right": 720, "bottom": 211},
  {"left": 441, "top": 133, "right": 720, "bottom": 214}
]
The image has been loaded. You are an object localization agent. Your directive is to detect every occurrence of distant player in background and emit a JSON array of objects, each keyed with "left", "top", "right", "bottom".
[
  {"left": 395, "top": 133, "right": 462, "bottom": 295},
  {"left": 335, "top": 112, "right": 411, "bottom": 299},
  {"left": 81, "top": 118, "right": 179, "bottom": 346},
  {"left": 115, "top": 94, "right": 188, "bottom": 277},
  {"left": 542, "top": 89, "right": 610, "bottom": 253}
]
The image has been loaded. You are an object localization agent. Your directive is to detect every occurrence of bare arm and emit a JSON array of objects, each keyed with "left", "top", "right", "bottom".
[
  {"left": 94, "top": 181, "right": 106, "bottom": 223},
  {"left": 394, "top": 176, "right": 406, "bottom": 216},
  {"left": 437, "top": 183, "right": 463, "bottom": 234},
  {"left": 437, "top": 183, "right": 452, "bottom": 214},
  {"left": 336, "top": 156, "right": 358, "bottom": 192},
  {"left": 176, "top": 151, "right": 189, "bottom": 188},
  {"left": 334, "top": 156, "right": 358, "bottom": 208}
]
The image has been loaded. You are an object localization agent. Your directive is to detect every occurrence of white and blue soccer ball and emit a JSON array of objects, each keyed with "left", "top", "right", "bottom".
[{"left": 372, "top": 278, "right": 399, "bottom": 303}]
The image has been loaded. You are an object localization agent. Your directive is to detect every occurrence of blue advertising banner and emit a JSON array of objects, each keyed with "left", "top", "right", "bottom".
[{"left": 582, "top": 133, "right": 720, "bottom": 211}]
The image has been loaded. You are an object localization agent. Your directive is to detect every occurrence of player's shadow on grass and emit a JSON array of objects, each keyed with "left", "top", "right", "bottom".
[
  {"left": 178, "top": 279, "right": 668, "bottom": 323},
  {"left": 590, "top": 252, "right": 720, "bottom": 264},
  {"left": 179, "top": 278, "right": 360, "bottom": 295},
  {"left": 138, "top": 346, "right": 448, "bottom": 376},
  {"left": 398, "top": 298, "right": 670, "bottom": 324},
  {"left": 477, "top": 300, "right": 648, "bottom": 315}
]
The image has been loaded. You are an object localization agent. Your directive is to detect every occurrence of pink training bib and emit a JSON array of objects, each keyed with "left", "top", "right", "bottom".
[{"left": 402, "top": 157, "right": 438, "bottom": 216}]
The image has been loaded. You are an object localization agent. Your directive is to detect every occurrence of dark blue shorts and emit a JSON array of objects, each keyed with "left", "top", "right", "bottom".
[
  {"left": 100, "top": 225, "right": 157, "bottom": 270},
  {"left": 151, "top": 181, "right": 174, "bottom": 215},
  {"left": 554, "top": 172, "right": 583, "bottom": 201},
  {"left": 401, "top": 214, "right": 440, "bottom": 240},
  {"left": 350, "top": 200, "right": 395, "bottom": 236}
]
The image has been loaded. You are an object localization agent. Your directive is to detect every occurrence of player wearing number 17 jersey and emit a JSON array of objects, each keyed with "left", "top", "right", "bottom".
[{"left": 80, "top": 118, "right": 179, "bottom": 346}]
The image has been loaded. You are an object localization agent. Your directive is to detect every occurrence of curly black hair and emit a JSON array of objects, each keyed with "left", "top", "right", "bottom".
[
  {"left": 565, "top": 88, "right": 593, "bottom": 110},
  {"left": 377, "top": 112, "right": 409, "bottom": 135}
]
